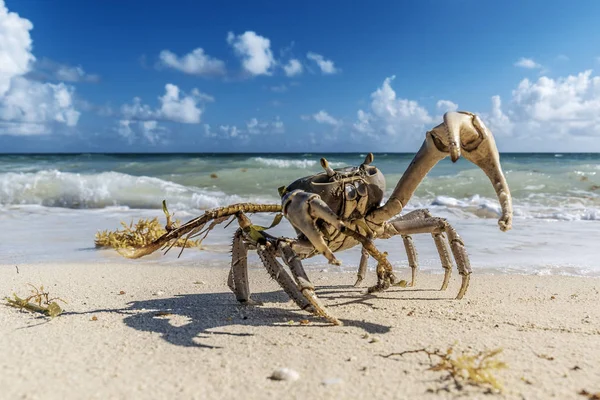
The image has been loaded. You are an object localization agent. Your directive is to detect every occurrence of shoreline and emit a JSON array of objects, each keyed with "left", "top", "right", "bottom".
[{"left": 1, "top": 262, "right": 599, "bottom": 399}]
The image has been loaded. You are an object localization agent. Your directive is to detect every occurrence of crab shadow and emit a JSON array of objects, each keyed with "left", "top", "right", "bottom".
[{"left": 87, "top": 289, "right": 391, "bottom": 349}]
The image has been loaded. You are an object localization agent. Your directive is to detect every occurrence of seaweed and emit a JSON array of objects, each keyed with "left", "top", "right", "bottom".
[
  {"left": 580, "top": 390, "right": 600, "bottom": 400},
  {"left": 5, "top": 284, "right": 66, "bottom": 318},
  {"left": 383, "top": 345, "right": 507, "bottom": 393},
  {"left": 95, "top": 201, "right": 202, "bottom": 250}
]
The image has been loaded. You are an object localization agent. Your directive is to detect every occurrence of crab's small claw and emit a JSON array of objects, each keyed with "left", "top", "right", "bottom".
[{"left": 282, "top": 190, "right": 344, "bottom": 265}]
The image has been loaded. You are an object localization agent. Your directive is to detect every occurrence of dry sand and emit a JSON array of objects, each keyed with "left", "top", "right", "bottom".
[{"left": 1, "top": 262, "right": 599, "bottom": 399}]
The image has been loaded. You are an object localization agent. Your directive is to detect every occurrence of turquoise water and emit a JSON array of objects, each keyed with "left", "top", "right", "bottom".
[{"left": 0, "top": 153, "right": 599, "bottom": 275}]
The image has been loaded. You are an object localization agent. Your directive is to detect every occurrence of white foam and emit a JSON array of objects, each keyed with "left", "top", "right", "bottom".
[
  {"left": 252, "top": 157, "right": 317, "bottom": 168},
  {"left": 0, "top": 170, "right": 269, "bottom": 210}
]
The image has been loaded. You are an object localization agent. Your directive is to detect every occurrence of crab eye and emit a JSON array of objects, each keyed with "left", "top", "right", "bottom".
[
  {"left": 344, "top": 184, "right": 357, "bottom": 200},
  {"left": 355, "top": 181, "right": 368, "bottom": 197}
]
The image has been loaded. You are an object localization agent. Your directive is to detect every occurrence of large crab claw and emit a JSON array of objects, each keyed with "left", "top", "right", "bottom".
[{"left": 371, "top": 111, "right": 513, "bottom": 231}]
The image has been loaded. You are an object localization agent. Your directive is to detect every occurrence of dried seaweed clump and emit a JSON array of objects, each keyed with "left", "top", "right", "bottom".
[
  {"left": 383, "top": 346, "right": 507, "bottom": 393},
  {"left": 580, "top": 390, "right": 600, "bottom": 400},
  {"left": 5, "top": 284, "right": 66, "bottom": 318},
  {"left": 95, "top": 217, "right": 197, "bottom": 249},
  {"left": 95, "top": 201, "right": 203, "bottom": 250}
]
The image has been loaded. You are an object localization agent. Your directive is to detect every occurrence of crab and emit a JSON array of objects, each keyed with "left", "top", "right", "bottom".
[{"left": 118, "top": 111, "right": 513, "bottom": 325}]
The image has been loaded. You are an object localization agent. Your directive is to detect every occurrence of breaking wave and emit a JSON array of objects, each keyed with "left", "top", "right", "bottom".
[{"left": 0, "top": 170, "right": 271, "bottom": 210}]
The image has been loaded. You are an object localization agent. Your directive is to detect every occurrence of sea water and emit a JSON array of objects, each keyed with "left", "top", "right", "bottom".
[{"left": 0, "top": 153, "right": 599, "bottom": 277}]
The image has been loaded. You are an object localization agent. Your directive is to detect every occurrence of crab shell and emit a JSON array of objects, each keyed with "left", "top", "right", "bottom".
[{"left": 281, "top": 162, "right": 386, "bottom": 229}]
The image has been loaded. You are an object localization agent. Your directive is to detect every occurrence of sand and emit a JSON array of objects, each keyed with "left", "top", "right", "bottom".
[{"left": 1, "top": 262, "right": 599, "bottom": 399}]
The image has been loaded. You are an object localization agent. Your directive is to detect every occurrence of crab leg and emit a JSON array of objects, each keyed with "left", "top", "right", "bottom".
[
  {"left": 387, "top": 209, "right": 454, "bottom": 290},
  {"left": 277, "top": 242, "right": 342, "bottom": 325},
  {"left": 227, "top": 228, "right": 251, "bottom": 303},
  {"left": 257, "top": 244, "right": 344, "bottom": 325},
  {"left": 384, "top": 217, "right": 471, "bottom": 299},
  {"left": 256, "top": 244, "right": 313, "bottom": 311},
  {"left": 118, "top": 203, "right": 282, "bottom": 259},
  {"left": 353, "top": 247, "right": 370, "bottom": 287}
]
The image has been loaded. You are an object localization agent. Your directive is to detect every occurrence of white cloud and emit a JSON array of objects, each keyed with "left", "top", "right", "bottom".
[
  {"left": 204, "top": 123, "right": 248, "bottom": 140},
  {"left": 0, "top": 0, "right": 81, "bottom": 136},
  {"left": 159, "top": 84, "right": 204, "bottom": 123},
  {"left": 283, "top": 59, "right": 303, "bottom": 77},
  {"left": 514, "top": 57, "right": 542, "bottom": 69},
  {"left": 0, "top": 76, "right": 80, "bottom": 135},
  {"left": 490, "top": 70, "right": 600, "bottom": 139},
  {"left": 353, "top": 76, "right": 432, "bottom": 138},
  {"left": 158, "top": 48, "right": 225, "bottom": 76},
  {"left": 0, "top": 0, "right": 34, "bottom": 97},
  {"left": 436, "top": 99, "right": 458, "bottom": 113},
  {"left": 305, "top": 110, "right": 342, "bottom": 126},
  {"left": 121, "top": 83, "right": 211, "bottom": 124},
  {"left": 246, "top": 116, "right": 284, "bottom": 134},
  {"left": 55, "top": 64, "right": 99, "bottom": 82},
  {"left": 306, "top": 52, "right": 337, "bottom": 74},
  {"left": 227, "top": 31, "right": 275, "bottom": 76},
  {"left": 118, "top": 119, "right": 163, "bottom": 144}
]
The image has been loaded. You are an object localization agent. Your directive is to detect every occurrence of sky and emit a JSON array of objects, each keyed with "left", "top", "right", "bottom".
[{"left": 1, "top": 0, "right": 600, "bottom": 153}]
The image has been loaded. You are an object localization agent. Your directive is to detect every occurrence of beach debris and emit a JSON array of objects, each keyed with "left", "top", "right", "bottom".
[
  {"left": 210, "top": 173, "right": 218, "bottom": 179},
  {"left": 269, "top": 367, "right": 300, "bottom": 381},
  {"left": 534, "top": 352, "right": 554, "bottom": 361},
  {"left": 382, "top": 346, "right": 507, "bottom": 392},
  {"left": 5, "top": 284, "right": 66, "bottom": 318},
  {"left": 15, "top": 265, "right": 19, "bottom": 274},
  {"left": 155, "top": 311, "right": 173, "bottom": 317},
  {"left": 91, "top": 316, "right": 98, "bottom": 321},
  {"left": 299, "top": 319, "right": 310, "bottom": 325},
  {"left": 579, "top": 389, "right": 600, "bottom": 400},
  {"left": 95, "top": 204, "right": 203, "bottom": 250},
  {"left": 118, "top": 290, "right": 126, "bottom": 295}
]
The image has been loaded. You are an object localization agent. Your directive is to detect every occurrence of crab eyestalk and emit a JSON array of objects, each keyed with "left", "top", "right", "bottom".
[{"left": 320, "top": 158, "right": 336, "bottom": 177}]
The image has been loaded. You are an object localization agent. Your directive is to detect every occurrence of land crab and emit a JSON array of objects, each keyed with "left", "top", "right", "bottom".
[{"left": 118, "top": 111, "right": 513, "bottom": 325}]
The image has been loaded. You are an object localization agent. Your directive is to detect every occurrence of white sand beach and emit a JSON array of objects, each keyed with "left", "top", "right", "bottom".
[{"left": 1, "top": 262, "right": 599, "bottom": 399}]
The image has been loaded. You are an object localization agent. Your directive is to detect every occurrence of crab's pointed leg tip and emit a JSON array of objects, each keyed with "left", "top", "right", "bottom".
[
  {"left": 455, "top": 274, "right": 470, "bottom": 300},
  {"left": 353, "top": 278, "right": 363, "bottom": 288}
]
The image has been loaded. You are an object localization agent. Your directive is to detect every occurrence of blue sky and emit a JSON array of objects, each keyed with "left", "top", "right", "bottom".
[{"left": 1, "top": 0, "right": 600, "bottom": 152}]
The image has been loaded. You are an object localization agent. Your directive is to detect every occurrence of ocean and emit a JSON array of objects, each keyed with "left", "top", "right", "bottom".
[{"left": 1, "top": 153, "right": 599, "bottom": 277}]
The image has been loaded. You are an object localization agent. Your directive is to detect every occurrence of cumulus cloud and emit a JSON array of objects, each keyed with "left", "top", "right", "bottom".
[
  {"left": 158, "top": 48, "right": 225, "bottom": 76},
  {"left": 118, "top": 119, "right": 164, "bottom": 144},
  {"left": 488, "top": 70, "right": 600, "bottom": 139},
  {"left": 303, "top": 110, "right": 342, "bottom": 126},
  {"left": 0, "top": 76, "right": 80, "bottom": 131},
  {"left": 0, "top": 0, "right": 81, "bottom": 136},
  {"left": 353, "top": 76, "right": 432, "bottom": 138},
  {"left": 283, "top": 59, "right": 303, "bottom": 77},
  {"left": 306, "top": 52, "right": 337, "bottom": 74},
  {"left": 436, "top": 100, "right": 458, "bottom": 113},
  {"left": 0, "top": 0, "right": 34, "bottom": 97},
  {"left": 514, "top": 57, "right": 542, "bottom": 69},
  {"left": 227, "top": 31, "right": 275, "bottom": 76},
  {"left": 246, "top": 116, "right": 284, "bottom": 134},
  {"left": 121, "top": 84, "right": 212, "bottom": 124}
]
